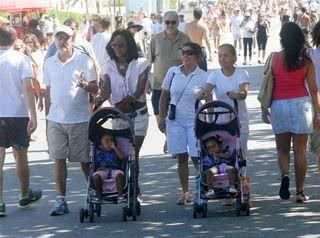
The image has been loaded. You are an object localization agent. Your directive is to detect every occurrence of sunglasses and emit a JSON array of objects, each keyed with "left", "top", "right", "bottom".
[
  {"left": 165, "top": 20, "right": 177, "bottom": 25},
  {"left": 111, "top": 42, "right": 125, "bottom": 49},
  {"left": 180, "top": 50, "right": 197, "bottom": 56}
]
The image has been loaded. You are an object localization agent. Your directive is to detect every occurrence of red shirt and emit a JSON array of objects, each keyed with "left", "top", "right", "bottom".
[{"left": 272, "top": 52, "right": 308, "bottom": 100}]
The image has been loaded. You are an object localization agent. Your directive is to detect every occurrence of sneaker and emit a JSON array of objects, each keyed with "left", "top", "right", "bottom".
[
  {"left": 0, "top": 202, "right": 6, "bottom": 217},
  {"left": 49, "top": 197, "right": 69, "bottom": 216},
  {"left": 19, "top": 188, "right": 42, "bottom": 208},
  {"left": 206, "top": 189, "right": 215, "bottom": 198},
  {"left": 229, "top": 186, "right": 237, "bottom": 194},
  {"left": 137, "top": 193, "right": 144, "bottom": 203},
  {"left": 279, "top": 174, "right": 290, "bottom": 200}
]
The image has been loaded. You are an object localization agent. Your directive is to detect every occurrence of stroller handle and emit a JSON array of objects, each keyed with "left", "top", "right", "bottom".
[{"left": 196, "top": 100, "right": 238, "bottom": 117}]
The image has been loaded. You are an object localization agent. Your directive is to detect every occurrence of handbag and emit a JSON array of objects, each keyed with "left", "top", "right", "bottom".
[{"left": 257, "top": 52, "right": 275, "bottom": 109}]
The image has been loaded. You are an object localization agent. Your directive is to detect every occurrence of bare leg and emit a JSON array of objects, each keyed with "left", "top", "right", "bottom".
[
  {"left": 177, "top": 153, "right": 189, "bottom": 194},
  {"left": 54, "top": 159, "right": 67, "bottom": 196},
  {"left": 81, "top": 162, "right": 90, "bottom": 181},
  {"left": 13, "top": 148, "right": 30, "bottom": 198},
  {"left": 275, "top": 133, "right": 291, "bottom": 176},
  {"left": 0, "top": 148, "right": 5, "bottom": 202},
  {"left": 116, "top": 173, "right": 125, "bottom": 195},
  {"left": 135, "top": 135, "right": 145, "bottom": 195},
  {"left": 93, "top": 174, "right": 103, "bottom": 199},
  {"left": 292, "top": 134, "right": 308, "bottom": 192}
]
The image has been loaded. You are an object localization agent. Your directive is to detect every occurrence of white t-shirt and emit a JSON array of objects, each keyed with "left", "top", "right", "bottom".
[
  {"left": 91, "top": 31, "right": 111, "bottom": 70},
  {"left": 152, "top": 22, "right": 163, "bottom": 34},
  {"left": 178, "top": 22, "right": 186, "bottom": 33},
  {"left": 230, "top": 15, "right": 243, "bottom": 34},
  {"left": 162, "top": 65, "right": 208, "bottom": 122},
  {"left": 43, "top": 50, "right": 96, "bottom": 124},
  {"left": 241, "top": 19, "right": 255, "bottom": 38},
  {"left": 0, "top": 49, "right": 34, "bottom": 117},
  {"left": 309, "top": 48, "right": 320, "bottom": 90},
  {"left": 207, "top": 68, "right": 250, "bottom": 133},
  {"left": 106, "top": 58, "right": 149, "bottom": 105}
]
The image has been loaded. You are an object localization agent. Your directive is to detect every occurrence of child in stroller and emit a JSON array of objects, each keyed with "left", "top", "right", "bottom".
[
  {"left": 93, "top": 133, "right": 126, "bottom": 202},
  {"left": 203, "top": 136, "right": 237, "bottom": 198}
]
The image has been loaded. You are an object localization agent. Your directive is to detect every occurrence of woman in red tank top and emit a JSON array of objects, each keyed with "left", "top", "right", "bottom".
[{"left": 263, "top": 22, "right": 320, "bottom": 203}]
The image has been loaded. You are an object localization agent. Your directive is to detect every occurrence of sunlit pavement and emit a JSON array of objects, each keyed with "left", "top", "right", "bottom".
[{"left": 2, "top": 18, "right": 320, "bottom": 238}]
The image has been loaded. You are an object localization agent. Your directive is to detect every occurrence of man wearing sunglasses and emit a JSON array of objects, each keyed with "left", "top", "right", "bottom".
[
  {"left": 44, "top": 25, "right": 98, "bottom": 216},
  {"left": 148, "top": 10, "right": 190, "bottom": 153},
  {"left": 185, "top": 8, "right": 212, "bottom": 71}
]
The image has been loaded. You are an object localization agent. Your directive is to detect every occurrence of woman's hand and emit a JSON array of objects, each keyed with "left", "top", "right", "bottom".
[
  {"left": 261, "top": 107, "right": 271, "bottom": 124},
  {"left": 315, "top": 114, "right": 320, "bottom": 129},
  {"left": 227, "top": 91, "right": 238, "bottom": 99},
  {"left": 158, "top": 118, "right": 166, "bottom": 133}
]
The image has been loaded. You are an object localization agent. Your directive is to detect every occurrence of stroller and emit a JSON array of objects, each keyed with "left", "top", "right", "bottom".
[
  {"left": 80, "top": 107, "right": 140, "bottom": 223},
  {"left": 193, "top": 100, "right": 250, "bottom": 218}
]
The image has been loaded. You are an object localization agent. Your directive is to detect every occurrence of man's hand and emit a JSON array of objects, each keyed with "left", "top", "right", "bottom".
[
  {"left": 27, "top": 116, "right": 37, "bottom": 136},
  {"left": 158, "top": 118, "right": 166, "bottom": 133}
]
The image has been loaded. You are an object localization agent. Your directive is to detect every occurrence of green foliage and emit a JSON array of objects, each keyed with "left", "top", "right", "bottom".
[
  {"left": 0, "top": 12, "right": 9, "bottom": 18},
  {"left": 47, "top": 10, "right": 84, "bottom": 22}
]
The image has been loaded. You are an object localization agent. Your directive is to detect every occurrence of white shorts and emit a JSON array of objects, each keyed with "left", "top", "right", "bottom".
[
  {"left": 166, "top": 119, "right": 198, "bottom": 157},
  {"left": 233, "top": 33, "right": 241, "bottom": 41},
  {"left": 112, "top": 106, "right": 149, "bottom": 137}
]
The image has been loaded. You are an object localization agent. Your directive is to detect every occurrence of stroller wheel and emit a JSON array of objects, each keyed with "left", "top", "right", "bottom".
[
  {"left": 95, "top": 204, "right": 101, "bottom": 217},
  {"left": 122, "top": 207, "right": 128, "bottom": 222},
  {"left": 89, "top": 204, "right": 94, "bottom": 223},
  {"left": 80, "top": 208, "right": 85, "bottom": 223}
]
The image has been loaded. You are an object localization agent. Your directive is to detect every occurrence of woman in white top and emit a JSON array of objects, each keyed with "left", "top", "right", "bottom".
[
  {"left": 310, "top": 21, "right": 320, "bottom": 168},
  {"left": 199, "top": 44, "right": 250, "bottom": 159},
  {"left": 97, "top": 30, "right": 150, "bottom": 197},
  {"left": 23, "top": 34, "right": 45, "bottom": 111},
  {"left": 159, "top": 42, "right": 210, "bottom": 205}
]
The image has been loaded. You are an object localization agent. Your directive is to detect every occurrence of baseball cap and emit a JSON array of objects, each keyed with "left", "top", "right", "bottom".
[
  {"left": 54, "top": 25, "right": 73, "bottom": 37},
  {"left": 127, "top": 21, "right": 143, "bottom": 32}
]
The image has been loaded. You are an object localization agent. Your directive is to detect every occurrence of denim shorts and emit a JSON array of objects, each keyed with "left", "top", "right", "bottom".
[{"left": 271, "top": 97, "right": 313, "bottom": 134}]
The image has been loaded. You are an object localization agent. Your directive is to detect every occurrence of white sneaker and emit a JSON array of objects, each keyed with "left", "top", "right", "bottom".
[
  {"left": 206, "top": 189, "right": 215, "bottom": 198},
  {"left": 229, "top": 186, "right": 237, "bottom": 194}
]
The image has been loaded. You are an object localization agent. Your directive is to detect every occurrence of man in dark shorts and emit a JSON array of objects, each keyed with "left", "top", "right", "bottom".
[{"left": 0, "top": 26, "right": 42, "bottom": 217}]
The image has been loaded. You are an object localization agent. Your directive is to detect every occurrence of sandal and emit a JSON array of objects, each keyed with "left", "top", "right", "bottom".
[
  {"left": 279, "top": 174, "right": 290, "bottom": 200},
  {"left": 296, "top": 191, "right": 309, "bottom": 203},
  {"left": 176, "top": 193, "right": 191, "bottom": 205}
]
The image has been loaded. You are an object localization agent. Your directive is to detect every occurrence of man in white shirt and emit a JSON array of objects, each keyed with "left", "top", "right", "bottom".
[
  {"left": 240, "top": 12, "right": 256, "bottom": 65},
  {"left": 152, "top": 14, "right": 163, "bottom": 35},
  {"left": 230, "top": 9, "right": 243, "bottom": 54},
  {"left": 178, "top": 13, "right": 186, "bottom": 33},
  {"left": 44, "top": 26, "right": 98, "bottom": 216},
  {"left": 91, "top": 17, "right": 111, "bottom": 69},
  {"left": 0, "top": 26, "right": 42, "bottom": 217}
]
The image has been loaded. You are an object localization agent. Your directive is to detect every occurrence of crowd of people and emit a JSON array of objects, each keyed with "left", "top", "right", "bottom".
[{"left": 1, "top": 1, "right": 320, "bottom": 219}]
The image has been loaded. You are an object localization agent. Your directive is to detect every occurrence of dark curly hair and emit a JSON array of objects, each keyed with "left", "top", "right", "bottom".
[
  {"left": 312, "top": 21, "right": 320, "bottom": 48},
  {"left": 106, "top": 30, "right": 138, "bottom": 63},
  {"left": 280, "top": 22, "right": 307, "bottom": 71}
]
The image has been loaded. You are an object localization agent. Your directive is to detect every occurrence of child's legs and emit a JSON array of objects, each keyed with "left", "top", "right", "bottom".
[
  {"left": 207, "top": 167, "right": 219, "bottom": 189},
  {"left": 115, "top": 173, "right": 125, "bottom": 195},
  {"left": 93, "top": 169, "right": 108, "bottom": 197},
  {"left": 226, "top": 166, "right": 236, "bottom": 185}
]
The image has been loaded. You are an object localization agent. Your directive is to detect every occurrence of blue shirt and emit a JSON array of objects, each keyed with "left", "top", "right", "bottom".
[{"left": 95, "top": 150, "right": 121, "bottom": 169}]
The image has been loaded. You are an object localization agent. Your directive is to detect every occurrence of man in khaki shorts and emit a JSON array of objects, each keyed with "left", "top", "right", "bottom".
[{"left": 44, "top": 25, "right": 98, "bottom": 216}]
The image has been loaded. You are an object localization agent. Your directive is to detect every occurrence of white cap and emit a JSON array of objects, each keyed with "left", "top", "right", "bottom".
[{"left": 54, "top": 25, "right": 73, "bottom": 37}]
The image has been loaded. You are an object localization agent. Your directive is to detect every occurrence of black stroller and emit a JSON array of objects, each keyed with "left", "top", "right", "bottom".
[
  {"left": 80, "top": 107, "right": 140, "bottom": 222},
  {"left": 193, "top": 100, "right": 250, "bottom": 218}
]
